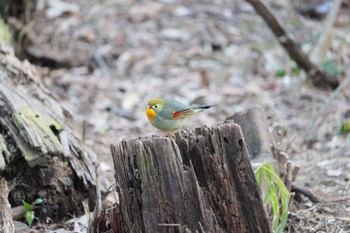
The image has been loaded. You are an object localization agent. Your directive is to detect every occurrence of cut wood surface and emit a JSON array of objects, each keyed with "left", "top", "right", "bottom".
[
  {"left": 111, "top": 121, "right": 271, "bottom": 233},
  {"left": 0, "top": 44, "right": 101, "bottom": 221}
]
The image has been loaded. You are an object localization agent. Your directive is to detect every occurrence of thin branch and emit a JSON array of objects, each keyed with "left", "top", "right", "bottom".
[
  {"left": 245, "top": 0, "right": 339, "bottom": 89},
  {"left": 291, "top": 183, "right": 322, "bottom": 203},
  {"left": 311, "top": 0, "right": 343, "bottom": 64}
]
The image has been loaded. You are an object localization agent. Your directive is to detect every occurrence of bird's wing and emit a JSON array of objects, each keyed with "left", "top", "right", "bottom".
[
  {"left": 157, "top": 99, "right": 191, "bottom": 120},
  {"left": 172, "top": 108, "right": 196, "bottom": 119}
]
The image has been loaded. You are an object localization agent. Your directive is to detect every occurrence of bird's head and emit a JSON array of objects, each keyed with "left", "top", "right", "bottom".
[{"left": 146, "top": 98, "right": 164, "bottom": 121}]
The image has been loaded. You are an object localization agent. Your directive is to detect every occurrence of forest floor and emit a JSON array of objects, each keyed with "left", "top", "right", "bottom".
[{"left": 24, "top": 0, "right": 350, "bottom": 232}]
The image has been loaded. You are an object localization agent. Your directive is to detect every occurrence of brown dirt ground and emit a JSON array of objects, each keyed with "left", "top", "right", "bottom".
[{"left": 25, "top": 0, "right": 350, "bottom": 232}]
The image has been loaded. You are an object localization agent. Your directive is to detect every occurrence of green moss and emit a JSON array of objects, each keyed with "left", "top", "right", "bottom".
[
  {"left": 63, "top": 159, "right": 69, "bottom": 166},
  {"left": 141, "top": 150, "right": 158, "bottom": 177},
  {"left": 12, "top": 107, "right": 64, "bottom": 166},
  {"left": 140, "top": 149, "right": 161, "bottom": 189},
  {"left": 15, "top": 141, "right": 40, "bottom": 167},
  {"left": 340, "top": 120, "right": 350, "bottom": 134},
  {"left": 0, "top": 18, "right": 12, "bottom": 45}
]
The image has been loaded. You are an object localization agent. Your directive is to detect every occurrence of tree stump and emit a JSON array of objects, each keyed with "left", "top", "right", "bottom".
[
  {"left": 0, "top": 44, "right": 99, "bottom": 221},
  {"left": 111, "top": 121, "right": 272, "bottom": 233},
  {"left": 227, "top": 106, "right": 274, "bottom": 160}
]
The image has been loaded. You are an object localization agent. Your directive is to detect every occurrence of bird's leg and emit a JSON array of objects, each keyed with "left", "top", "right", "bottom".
[{"left": 166, "top": 130, "right": 176, "bottom": 138}]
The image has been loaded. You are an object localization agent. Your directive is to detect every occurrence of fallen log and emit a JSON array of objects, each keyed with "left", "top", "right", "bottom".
[
  {"left": 0, "top": 44, "right": 100, "bottom": 222},
  {"left": 111, "top": 121, "right": 272, "bottom": 233}
]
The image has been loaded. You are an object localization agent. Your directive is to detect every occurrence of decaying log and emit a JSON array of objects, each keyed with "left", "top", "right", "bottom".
[
  {"left": 227, "top": 106, "right": 274, "bottom": 160},
  {"left": 111, "top": 121, "right": 272, "bottom": 233},
  {"left": 0, "top": 178, "right": 14, "bottom": 233},
  {"left": 0, "top": 44, "right": 100, "bottom": 221}
]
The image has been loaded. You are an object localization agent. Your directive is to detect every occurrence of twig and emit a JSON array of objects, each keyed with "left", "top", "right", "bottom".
[
  {"left": 324, "top": 218, "right": 328, "bottom": 233},
  {"left": 245, "top": 0, "right": 339, "bottom": 89},
  {"left": 285, "top": 161, "right": 292, "bottom": 191},
  {"left": 291, "top": 166, "right": 300, "bottom": 182},
  {"left": 336, "top": 216, "right": 350, "bottom": 222},
  {"left": 291, "top": 183, "right": 322, "bottom": 202},
  {"left": 95, "top": 164, "right": 102, "bottom": 213},
  {"left": 313, "top": 223, "right": 325, "bottom": 233},
  {"left": 199, "top": 221, "right": 206, "bottom": 233},
  {"left": 325, "top": 195, "right": 350, "bottom": 202},
  {"left": 311, "top": 0, "right": 343, "bottom": 64},
  {"left": 82, "top": 119, "right": 87, "bottom": 143},
  {"left": 292, "top": 183, "right": 350, "bottom": 203}
]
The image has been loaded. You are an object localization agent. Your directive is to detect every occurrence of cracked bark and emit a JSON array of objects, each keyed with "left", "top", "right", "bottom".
[
  {"left": 0, "top": 44, "right": 100, "bottom": 222},
  {"left": 111, "top": 121, "right": 271, "bottom": 233}
]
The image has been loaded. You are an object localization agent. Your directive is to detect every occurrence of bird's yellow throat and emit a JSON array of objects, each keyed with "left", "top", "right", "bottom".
[{"left": 146, "top": 107, "right": 156, "bottom": 122}]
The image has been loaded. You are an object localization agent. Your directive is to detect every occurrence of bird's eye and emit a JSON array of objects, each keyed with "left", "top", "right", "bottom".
[{"left": 154, "top": 105, "right": 158, "bottom": 108}]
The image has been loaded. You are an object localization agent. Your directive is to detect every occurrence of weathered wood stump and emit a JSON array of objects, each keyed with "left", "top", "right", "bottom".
[
  {"left": 0, "top": 44, "right": 99, "bottom": 221},
  {"left": 111, "top": 121, "right": 271, "bottom": 233},
  {"left": 227, "top": 106, "right": 274, "bottom": 160}
]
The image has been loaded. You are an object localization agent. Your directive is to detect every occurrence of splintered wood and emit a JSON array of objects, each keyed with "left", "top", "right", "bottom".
[
  {"left": 0, "top": 179, "right": 14, "bottom": 233},
  {"left": 0, "top": 44, "right": 99, "bottom": 221},
  {"left": 111, "top": 121, "right": 271, "bottom": 233}
]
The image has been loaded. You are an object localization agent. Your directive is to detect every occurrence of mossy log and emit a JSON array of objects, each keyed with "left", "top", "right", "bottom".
[
  {"left": 0, "top": 44, "right": 98, "bottom": 221},
  {"left": 111, "top": 121, "right": 272, "bottom": 233}
]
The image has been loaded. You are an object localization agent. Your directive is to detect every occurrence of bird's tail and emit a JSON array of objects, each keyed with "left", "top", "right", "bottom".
[
  {"left": 172, "top": 105, "right": 212, "bottom": 118},
  {"left": 191, "top": 105, "right": 212, "bottom": 113},
  {"left": 192, "top": 105, "right": 212, "bottom": 110}
]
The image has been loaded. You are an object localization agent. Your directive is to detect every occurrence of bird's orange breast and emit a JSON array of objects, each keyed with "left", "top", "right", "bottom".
[{"left": 146, "top": 107, "right": 157, "bottom": 122}]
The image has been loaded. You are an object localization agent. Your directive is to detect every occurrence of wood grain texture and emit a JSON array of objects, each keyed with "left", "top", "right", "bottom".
[
  {"left": 0, "top": 44, "right": 99, "bottom": 221},
  {"left": 0, "top": 178, "right": 14, "bottom": 233},
  {"left": 111, "top": 121, "right": 271, "bottom": 233},
  {"left": 227, "top": 106, "right": 274, "bottom": 160}
]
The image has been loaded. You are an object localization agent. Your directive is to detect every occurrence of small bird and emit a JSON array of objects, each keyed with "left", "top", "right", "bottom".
[{"left": 146, "top": 98, "right": 212, "bottom": 131}]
